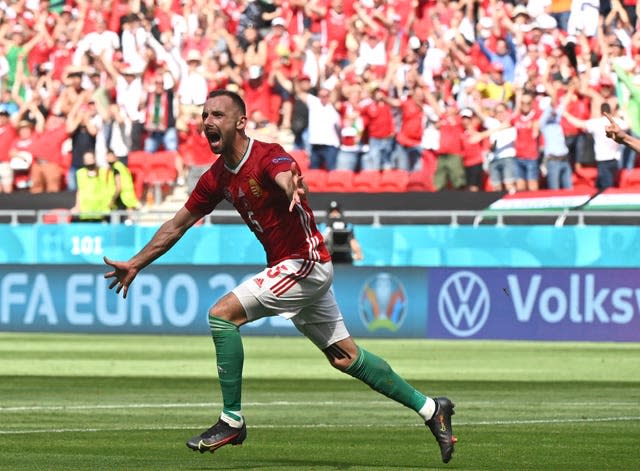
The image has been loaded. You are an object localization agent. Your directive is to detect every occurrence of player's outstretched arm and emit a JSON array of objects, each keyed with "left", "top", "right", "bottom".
[
  {"left": 104, "top": 206, "right": 203, "bottom": 298},
  {"left": 604, "top": 111, "right": 640, "bottom": 153},
  {"left": 275, "top": 161, "right": 308, "bottom": 212}
]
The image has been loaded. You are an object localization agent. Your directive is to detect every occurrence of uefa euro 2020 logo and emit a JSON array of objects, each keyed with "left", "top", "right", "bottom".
[{"left": 359, "top": 273, "right": 407, "bottom": 332}]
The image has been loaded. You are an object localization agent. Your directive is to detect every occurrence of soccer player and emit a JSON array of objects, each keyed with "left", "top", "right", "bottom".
[{"left": 103, "top": 90, "right": 456, "bottom": 463}]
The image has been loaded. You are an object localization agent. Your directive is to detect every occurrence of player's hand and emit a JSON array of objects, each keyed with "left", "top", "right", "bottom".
[
  {"left": 288, "top": 161, "right": 306, "bottom": 212},
  {"left": 604, "top": 111, "right": 625, "bottom": 143},
  {"left": 103, "top": 256, "right": 139, "bottom": 299}
]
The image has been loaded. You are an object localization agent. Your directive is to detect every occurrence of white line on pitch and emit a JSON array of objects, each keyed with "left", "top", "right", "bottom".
[
  {"left": 1, "top": 416, "right": 639, "bottom": 435},
  {"left": 1, "top": 400, "right": 638, "bottom": 413}
]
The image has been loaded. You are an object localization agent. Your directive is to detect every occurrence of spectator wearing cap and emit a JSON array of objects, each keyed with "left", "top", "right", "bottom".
[
  {"left": 235, "top": 64, "right": 275, "bottom": 128},
  {"left": 539, "top": 92, "right": 573, "bottom": 190},
  {"left": 0, "top": 109, "right": 17, "bottom": 193},
  {"left": 476, "top": 62, "right": 515, "bottom": 104},
  {"left": 459, "top": 108, "right": 486, "bottom": 192},
  {"left": 360, "top": 85, "right": 396, "bottom": 171},
  {"left": 102, "top": 59, "right": 146, "bottom": 151},
  {"left": 296, "top": 85, "right": 341, "bottom": 170},
  {"left": 587, "top": 75, "right": 619, "bottom": 120},
  {"left": 175, "top": 50, "right": 208, "bottom": 133},
  {"left": 264, "top": 17, "right": 296, "bottom": 73},
  {"left": 513, "top": 91, "right": 541, "bottom": 191},
  {"left": 8, "top": 114, "right": 43, "bottom": 191},
  {"left": 357, "top": 28, "right": 388, "bottom": 78}
]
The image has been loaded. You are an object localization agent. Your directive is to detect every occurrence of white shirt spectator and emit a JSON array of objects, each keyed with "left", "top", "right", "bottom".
[
  {"left": 75, "top": 29, "right": 120, "bottom": 63},
  {"left": 585, "top": 117, "right": 623, "bottom": 162},
  {"left": 121, "top": 26, "right": 148, "bottom": 73},
  {"left": 567, "top": 0, "right": 600, "bottom": 37},
  {"left": 116, "top": 75, "right": 145, "bottom": 122},
  {"left": 484, "top": 116, "right": 517, "bottom": 160},
  {"left": 358, "top": 38, "right": 387, "bottom": 68},
  {"left": 177, "top": 69, "right": 208, "bottom": 106},
  {"left": 306, "top": 94, "right": 341, "bottom": 147}
]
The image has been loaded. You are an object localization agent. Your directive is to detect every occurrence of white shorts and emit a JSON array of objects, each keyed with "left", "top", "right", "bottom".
[{"left": 232, "top": 259, "right": 350, "bottom": 349}]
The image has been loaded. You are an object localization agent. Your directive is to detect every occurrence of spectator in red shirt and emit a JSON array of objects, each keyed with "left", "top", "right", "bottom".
[
  {"left": 361, "top": 86, "right": 395, "bottom": 171},
  {"left": 459, "top": 108, "right": 486, "bottom": 192},
  {"left": 433, "top": 99, "right": 466, "bottom": 190},
  {"left": 513, "top": 91, "right": 541, "bottom": 191},
  {"left": 8, "top": 114, "right": 44, "bottom": 191},
  {"left": 560, "top": 76, "right": 593, "bottom": 168},
  {"left": 0, "top": 109, "right": 17, "bottom": 193},
  {"left": 30, "top": 111, "right": 67, "bottom": 193},
  {"left": 323, "top": 0, "right": 350, "bottom": 65},
  {"left": 386, "top": 85, "right": 427, "bottom": 172}
]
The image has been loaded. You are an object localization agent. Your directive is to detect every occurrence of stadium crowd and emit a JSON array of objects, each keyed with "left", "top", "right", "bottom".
[{"left": 1, "top": 0, "right": 640, "bottom": 202}]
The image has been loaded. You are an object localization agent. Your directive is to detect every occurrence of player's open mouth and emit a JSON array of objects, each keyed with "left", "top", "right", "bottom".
[{"left": 206, "top": 130, "right": 222, "bottom": 146}]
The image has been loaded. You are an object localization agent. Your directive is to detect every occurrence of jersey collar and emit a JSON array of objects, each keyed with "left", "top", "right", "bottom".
[{"left": 224, "top": 137, "right": 254, "bottom": 174}]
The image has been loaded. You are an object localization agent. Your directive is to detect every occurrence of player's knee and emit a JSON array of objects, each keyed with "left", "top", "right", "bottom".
[
  {"left": 328, "top": 356, "right": 354, "bottom": 372},
  {"left": 207, "top": 293, "right": 247, "bottom": 325},
  {"left": 323, "top": 341, "right": 359, "bottom": 371}
]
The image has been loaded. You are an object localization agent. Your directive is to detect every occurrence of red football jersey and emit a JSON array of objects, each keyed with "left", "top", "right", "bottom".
[{"left": 185, "top": 139, "right": 331, "bottom": 266}]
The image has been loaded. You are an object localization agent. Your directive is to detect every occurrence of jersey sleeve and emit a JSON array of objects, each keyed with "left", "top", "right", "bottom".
[
  {"left": 262, "top": 144, "right": 295, "bottom": 180},
  {"left": 184, "top": 165, "right": 223, "bottom": 215}
]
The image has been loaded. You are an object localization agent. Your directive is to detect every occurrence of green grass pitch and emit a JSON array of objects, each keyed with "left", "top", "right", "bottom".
[{"left": 1, "top": 332, "right": 639, "bottom": 470}]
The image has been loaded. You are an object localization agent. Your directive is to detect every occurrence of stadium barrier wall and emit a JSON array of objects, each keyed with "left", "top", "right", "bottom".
[
  {"left": 1, "top": 265, "right": 638, "bottom": 342},
  {"left": 1, "top": 223, "right": 640, "bottom": 267}
]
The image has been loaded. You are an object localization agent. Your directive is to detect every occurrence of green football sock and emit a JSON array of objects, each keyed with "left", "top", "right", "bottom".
[
  {"left": 209, "top": 316, "right": 244, "bottom": 421},
  {"left": 345, "top": 347, "right": 427, "bottom": 413}
]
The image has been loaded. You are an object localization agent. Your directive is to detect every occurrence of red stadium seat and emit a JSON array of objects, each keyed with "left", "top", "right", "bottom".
[
  {"left": 406, "top": 171, "right": 434, "bottom": 192},
  {"left": 126, "top": 151, "right": 151, "bottom": 200},
  {"left": 127, "top": 150, "right": 150, "bottom": 173},
  {"left": 325, "top": 170, "right": 354, "bottom": 192},
  {"left": 572, "top": 165, "right": 597, "bottom": 190},
  {"left": 289, "top": 149, "right": 310, "bottom": 171},
  {"left": 618, "top": 168, "right": 640, "bottom": 189},
  {"left": 302, "top": 169, "right": 329, "bottom": 192},
  {"left": 145, "top": 151, "right": 178, "bottom": 202},
  {"left": 379, "top": 169, "right": 409, "bottom": 192},
  {"left": 352, "top": 170, "right": 381, "bottom": 192},
  {"left": 42, "top": 208, "right": 71, "bottom": 224}
]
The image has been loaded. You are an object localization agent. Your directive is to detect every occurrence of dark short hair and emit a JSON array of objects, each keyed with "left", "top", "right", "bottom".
[{"left": 207, "top": 89, "right": 247, "bottom": 116}]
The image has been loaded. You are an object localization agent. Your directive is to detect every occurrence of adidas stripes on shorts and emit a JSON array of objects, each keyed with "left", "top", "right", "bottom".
[{"left": 232, "top": 259, "right": 350, "bottom": 349}]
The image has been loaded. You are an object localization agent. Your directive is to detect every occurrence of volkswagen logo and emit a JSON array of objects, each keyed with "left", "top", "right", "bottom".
[{"left": 438, "top": 271, "right": 490, "bottom": 337}]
